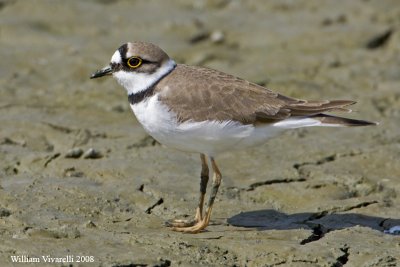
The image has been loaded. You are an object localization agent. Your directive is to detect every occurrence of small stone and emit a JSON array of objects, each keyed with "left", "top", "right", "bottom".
[
  {"left": 365, "top": 28, "right": 393, "bottom": 49},
  {"left": 188, "top": 30, "right": 210, "bottom": 44},
  {"left": 210, "top": 30, "right": 225, "bottom": 44},
  {"left": 65, "top": 148, "right": 84, "bottom": 158},
  {"left": 83, "top": 148, "right": 103, "bottom": 159},
  {"left": 85, "top": 220, "right": 97, "bottom": 228},
  {"left": 0, "top": 208, "right": 11, "bottom": 217}
]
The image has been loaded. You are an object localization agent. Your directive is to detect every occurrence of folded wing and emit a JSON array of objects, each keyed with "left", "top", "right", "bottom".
[{"left": 156, "top": 64, "right": 373, "bottom": 126}]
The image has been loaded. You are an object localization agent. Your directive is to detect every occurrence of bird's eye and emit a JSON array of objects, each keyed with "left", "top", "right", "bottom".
[{"left": 127, "top": 56, "right": 142, "bottom": 68}]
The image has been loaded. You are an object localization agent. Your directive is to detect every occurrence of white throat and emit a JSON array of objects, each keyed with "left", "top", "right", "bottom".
[{"left": 113, "top": 59, "right": 176, "bottom": 95}]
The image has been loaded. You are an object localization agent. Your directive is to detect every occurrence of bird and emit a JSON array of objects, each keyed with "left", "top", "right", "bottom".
[{"left": 90, "top": 41, "right": 376, "bottom": 233}]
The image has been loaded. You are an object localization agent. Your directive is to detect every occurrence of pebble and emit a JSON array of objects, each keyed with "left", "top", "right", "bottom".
[
  {"left": 85, "top": 220, "right": 97, "bottom": 228},
  {"left": 210, "top": 30, "right": 225, "bottom": 44},
  {"left": 83, "top": 148, "right": 103, "bottom": 159},
  {"left": 365, "top": 28, "right": 393, "bottom": 49},
  {"left": 189, "top": 30, "right": 225, "bottom": 44},
  {"left": 0, "top": 208, "right": 11, "bottom": 217},
  {"left": 65, "top": 148, "right": 84, "bottom": 158},
  {"left": 189, "top": 30, "right": 210, "bottom": 44}
]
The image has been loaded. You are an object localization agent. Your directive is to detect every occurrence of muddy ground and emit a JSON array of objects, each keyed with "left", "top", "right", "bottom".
[{"left": 1, "top": 0, "right": 400, "bottom": 266}]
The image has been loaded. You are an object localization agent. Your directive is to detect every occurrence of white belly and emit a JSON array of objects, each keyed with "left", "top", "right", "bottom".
[{"left": 131, "top": 94, "right": 321, "bottom": 156}]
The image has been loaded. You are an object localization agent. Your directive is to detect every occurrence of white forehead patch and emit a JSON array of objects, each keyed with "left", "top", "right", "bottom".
[{"left": 111, "top": 50, "right": 122, "bottom": 64}]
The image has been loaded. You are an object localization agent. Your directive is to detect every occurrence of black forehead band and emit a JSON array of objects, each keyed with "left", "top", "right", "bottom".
[{"left": 118, "top": 43, "right": 128, "bottom": 60}]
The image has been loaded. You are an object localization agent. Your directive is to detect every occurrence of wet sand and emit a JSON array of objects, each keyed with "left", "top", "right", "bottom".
[{"left": 1, "top": 0, "right": 399, "bottom": 266}]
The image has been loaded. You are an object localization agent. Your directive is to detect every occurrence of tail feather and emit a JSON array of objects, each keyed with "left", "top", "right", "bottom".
[
  {"left": 311, "top": 114, "right": 378, "bottom": 127},
  {"left": 287, "top": 100, "right": 356, "bottom": 116}
]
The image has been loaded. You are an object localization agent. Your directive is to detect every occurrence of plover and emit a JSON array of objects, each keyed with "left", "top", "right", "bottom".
[{"left": 91, "top": 42, "right": 376, "bottom": 233}]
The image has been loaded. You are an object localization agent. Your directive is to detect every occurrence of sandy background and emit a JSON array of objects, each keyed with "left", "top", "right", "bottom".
[{"left": 1, "top": 0, "right": 400, "bottom": 266}]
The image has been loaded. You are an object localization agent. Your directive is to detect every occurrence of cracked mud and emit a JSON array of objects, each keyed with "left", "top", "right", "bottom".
[{"left": 1, "top": 0, "right": 400, "bottom": 266}]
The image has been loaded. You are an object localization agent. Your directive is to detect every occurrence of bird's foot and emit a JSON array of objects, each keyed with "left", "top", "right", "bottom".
[
  {"left": 167, "top": 209, "right": 211, "bottom": 234},
  {"left": 164, "top": 218, "right": 198, "bottom": 228},
  {"left": 164, "top": 207, "right": 203, "bottom": 228},
  {"left": 169, "top": 217, "right": 209, "bottom": 234}
]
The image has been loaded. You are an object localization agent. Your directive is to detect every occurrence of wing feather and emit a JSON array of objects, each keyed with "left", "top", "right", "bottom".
[{"left": 155, "top": 65, "right": 356, "bottom": 124}]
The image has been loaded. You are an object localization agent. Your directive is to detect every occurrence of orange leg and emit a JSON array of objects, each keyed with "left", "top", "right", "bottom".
[
  {"left": 165, "top": 154, "right": 209, "bottom": 228},
  {"left": 169, "top": 156, "right": 222, "bottom": 233}
]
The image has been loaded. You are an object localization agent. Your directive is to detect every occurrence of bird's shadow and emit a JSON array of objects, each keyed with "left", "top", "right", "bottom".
[{"left": 227, "top": 209, "right": 400, "bottom": 236}]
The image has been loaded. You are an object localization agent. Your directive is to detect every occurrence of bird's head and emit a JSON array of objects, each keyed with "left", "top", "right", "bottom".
[{"left": 91, "top": 42, "right": 176, "bottom": 95}]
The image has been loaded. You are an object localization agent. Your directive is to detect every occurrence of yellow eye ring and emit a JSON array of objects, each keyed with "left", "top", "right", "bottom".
[{"left": 127, "top": 56, "right": 142, "bottom": 68}]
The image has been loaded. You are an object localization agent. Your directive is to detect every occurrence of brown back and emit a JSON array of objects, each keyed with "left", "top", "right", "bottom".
[{"left": 156, "top": 64, "right": 355, "bottom": 124}]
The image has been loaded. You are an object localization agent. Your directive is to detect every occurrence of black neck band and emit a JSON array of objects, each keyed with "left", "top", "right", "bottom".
[
  {"left": 127, "top": 63, "right": 176, "bottom": 105},
  {"left": 128, "top": 87, "right": 156, "bottom": 105}
]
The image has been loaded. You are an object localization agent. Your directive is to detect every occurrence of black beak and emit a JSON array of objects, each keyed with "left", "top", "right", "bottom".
[{"left": 90, "top": 65, "right": 112, "bottom": 79}]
